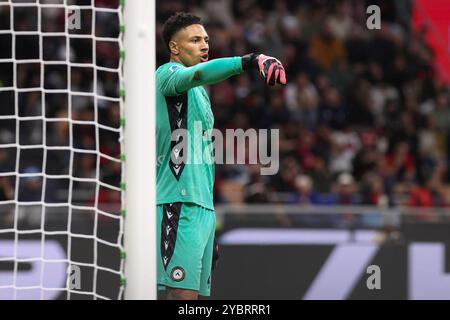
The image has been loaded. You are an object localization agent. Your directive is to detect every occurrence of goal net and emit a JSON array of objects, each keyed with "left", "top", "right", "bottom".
[{"left": 0, "top": 0, "right": 130, "bottom": 300}]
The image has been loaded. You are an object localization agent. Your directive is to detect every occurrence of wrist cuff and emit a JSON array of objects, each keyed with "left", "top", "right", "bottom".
[{"left": 241, "top": 53, "right": 258, "bottom": 71}]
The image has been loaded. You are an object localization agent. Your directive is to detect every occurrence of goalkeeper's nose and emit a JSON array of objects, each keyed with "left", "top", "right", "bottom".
[{"left": 200, "top": 45, "right": 209, "bottom": 54}]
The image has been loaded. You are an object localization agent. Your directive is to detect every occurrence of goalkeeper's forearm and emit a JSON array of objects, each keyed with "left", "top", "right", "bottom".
[{"left": 172, "top": 57, "right": 243, "bottom": 93}]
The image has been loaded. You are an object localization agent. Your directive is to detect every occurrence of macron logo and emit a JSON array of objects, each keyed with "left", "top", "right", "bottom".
[
  {"left": 173, "top": 165, "right": 181, "bottom": 175},
  {"left": 175, "top": 102, "right": 183, "bottom": 113}
]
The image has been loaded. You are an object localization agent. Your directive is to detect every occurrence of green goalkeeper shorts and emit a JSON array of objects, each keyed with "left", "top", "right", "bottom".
[{"left": 157, "top": 202, "right": 216, "bottom": 296}]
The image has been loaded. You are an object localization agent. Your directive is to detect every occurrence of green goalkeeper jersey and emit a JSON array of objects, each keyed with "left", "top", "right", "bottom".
[{"left": 156, "top": 57, "right": 243, "bottom": 210}]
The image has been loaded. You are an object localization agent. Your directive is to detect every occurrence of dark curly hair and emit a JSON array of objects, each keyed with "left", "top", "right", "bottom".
[{"left": 162, "top": 12, "right": 202, "bottom": 52}]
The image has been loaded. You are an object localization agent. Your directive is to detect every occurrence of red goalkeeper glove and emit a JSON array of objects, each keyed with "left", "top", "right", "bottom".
[{"left": 242, "top": 53, "right": 287, "bottom": 86}]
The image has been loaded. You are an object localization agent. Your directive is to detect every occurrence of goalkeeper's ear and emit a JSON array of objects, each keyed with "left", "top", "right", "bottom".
[{"left": 169, "top": 40, "right": 180, "bottom": 55}]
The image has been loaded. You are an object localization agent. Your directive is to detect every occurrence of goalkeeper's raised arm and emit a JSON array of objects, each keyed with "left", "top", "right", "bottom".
[{"left": 158, "top": 13, "right": 286, "bottom": 96}]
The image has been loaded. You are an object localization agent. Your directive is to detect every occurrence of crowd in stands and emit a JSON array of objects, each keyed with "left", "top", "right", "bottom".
[
  {"left": 156, "top": 0, "right": 450, "bottom": 209},
  {"left": 0, "top": 0, "right": 449, "bottom": 223}
]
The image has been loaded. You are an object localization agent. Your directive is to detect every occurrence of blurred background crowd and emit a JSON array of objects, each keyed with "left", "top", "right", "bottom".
[
  {"left": 1, "top": 0, "right": 449, "bottom": 223},
  {"left": 156, "top": 0, "right": 450, "bottom": 209}
]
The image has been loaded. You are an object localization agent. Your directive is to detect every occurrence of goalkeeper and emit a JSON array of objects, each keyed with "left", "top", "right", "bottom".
[{"left": 156, "top": 12, "right": 286, "bottom": 300}]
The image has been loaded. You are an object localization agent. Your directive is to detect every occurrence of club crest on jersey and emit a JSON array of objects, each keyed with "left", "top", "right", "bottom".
[{"left": 171, "top": 267, "right": 185, "bottom": 282}]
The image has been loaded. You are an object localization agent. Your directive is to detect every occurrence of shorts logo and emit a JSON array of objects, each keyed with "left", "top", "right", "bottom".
[{"left": 171, "top": 267, "right": 185, "bottom": 282}]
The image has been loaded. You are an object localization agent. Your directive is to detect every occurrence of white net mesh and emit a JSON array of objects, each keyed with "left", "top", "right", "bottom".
[{"left": 0, "top": 0, "right": 125, "bottom": 300}]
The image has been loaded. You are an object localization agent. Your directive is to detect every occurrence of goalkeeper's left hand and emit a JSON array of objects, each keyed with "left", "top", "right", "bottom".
[{"left": 242, "top": 53, "right": 287, "bottom": 86}]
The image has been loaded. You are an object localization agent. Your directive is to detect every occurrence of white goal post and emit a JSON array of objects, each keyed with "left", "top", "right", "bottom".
[{"left": 123, "top": 0, "right": 156, "bottom": 300}]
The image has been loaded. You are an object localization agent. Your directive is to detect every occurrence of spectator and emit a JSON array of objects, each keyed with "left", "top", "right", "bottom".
[
  {"left": 384, "top": 141, "right": 416, "bottom": 184},
  {"left": 285, "top": 72, "right": 319, "bottom": 129},
  {"left": 308, "top": 20, "right": 346, "bottom": 71},
  {"left": 309, "top": 157, "right": 333, "bottom": 194},
  {"left": 329, "top": 124, "right": 362, "bottom": 175},
  {"left": 288, "top": 174, "right": 321, "bottom": 204},
  {"left": 361, "top": 173, "right": 389, "bottom": 206},
  {"left": 245, "top": 165, "right": 274, "bottom": 203},
  {"left": 18, "top": 166, "right": 43, "bottom": 202},
  {"left": 0, "top": 176, "right": 14, "bottom": 201},
  {"left": 269, "top": 157, "right": 301, "bottom": 196},
  {"left": 1, "top": 0, "right": 449, "bottom": 213},
  {"left": 407, "top": 174, "right": 448, "bottom": 208},
  {"left": 328, "top": 172, "right": 360, "bottom": 205},
  {"left": 318, "top": 87, "right": 347, "bottom": 130}
]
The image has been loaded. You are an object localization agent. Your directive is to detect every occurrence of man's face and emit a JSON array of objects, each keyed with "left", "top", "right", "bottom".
[{"left": 169, "top": 24, "right": 209, "bottom": 67}]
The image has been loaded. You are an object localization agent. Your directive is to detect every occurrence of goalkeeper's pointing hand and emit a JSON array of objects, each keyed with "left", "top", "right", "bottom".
[{"left": 242, "top": 53, "right": 287, "bottom": 86}]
